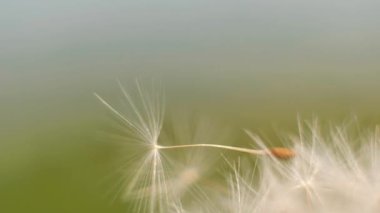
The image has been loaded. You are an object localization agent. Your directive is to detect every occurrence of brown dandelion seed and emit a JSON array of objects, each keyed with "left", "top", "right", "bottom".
[{"left": 267, "top": 147, "right": 295, "bottom": 160}]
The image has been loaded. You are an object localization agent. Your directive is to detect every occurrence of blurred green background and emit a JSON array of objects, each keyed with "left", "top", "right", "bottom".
[{"left": 1, "top": 0, "right": 380, "bottom": 212}]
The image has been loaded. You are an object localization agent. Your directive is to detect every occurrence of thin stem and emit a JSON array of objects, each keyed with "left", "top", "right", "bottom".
[
  {"left": 156, "top": 144, "right": 296, "bottom": 160},
  {"left": 156, "top": 144, "right": 266, "bottom": 155}
]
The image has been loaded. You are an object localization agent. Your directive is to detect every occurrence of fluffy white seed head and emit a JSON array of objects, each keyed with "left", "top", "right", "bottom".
[{"left": 221, "top": 123, "right": 380, "bottom": 213}]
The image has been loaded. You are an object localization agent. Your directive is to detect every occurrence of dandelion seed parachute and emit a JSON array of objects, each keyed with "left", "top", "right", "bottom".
[
  {"left": 95, "top": 80, "right": 169, "bottom": 213},
  {"left": 95, "top": 81, "right": 229, "bottom": 212},
  {"left": 96, "top": 82, "right": 380, "bottom": 213}
]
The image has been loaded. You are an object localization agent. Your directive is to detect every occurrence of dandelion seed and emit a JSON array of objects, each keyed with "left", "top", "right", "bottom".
[
  {"left": 267, "top": 147, "right": 295, "bottom": 159},
  {"left": 96, "top": 81, "right": 380, "bottom": 213}
]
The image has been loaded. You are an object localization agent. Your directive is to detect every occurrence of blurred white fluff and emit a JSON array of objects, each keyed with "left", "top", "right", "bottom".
[
  {"left": 220, "top": 123, "right": 380, "bottom": 213},
  {"left": 97, "top": 82, "right": 380, "bottom": 213}
]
